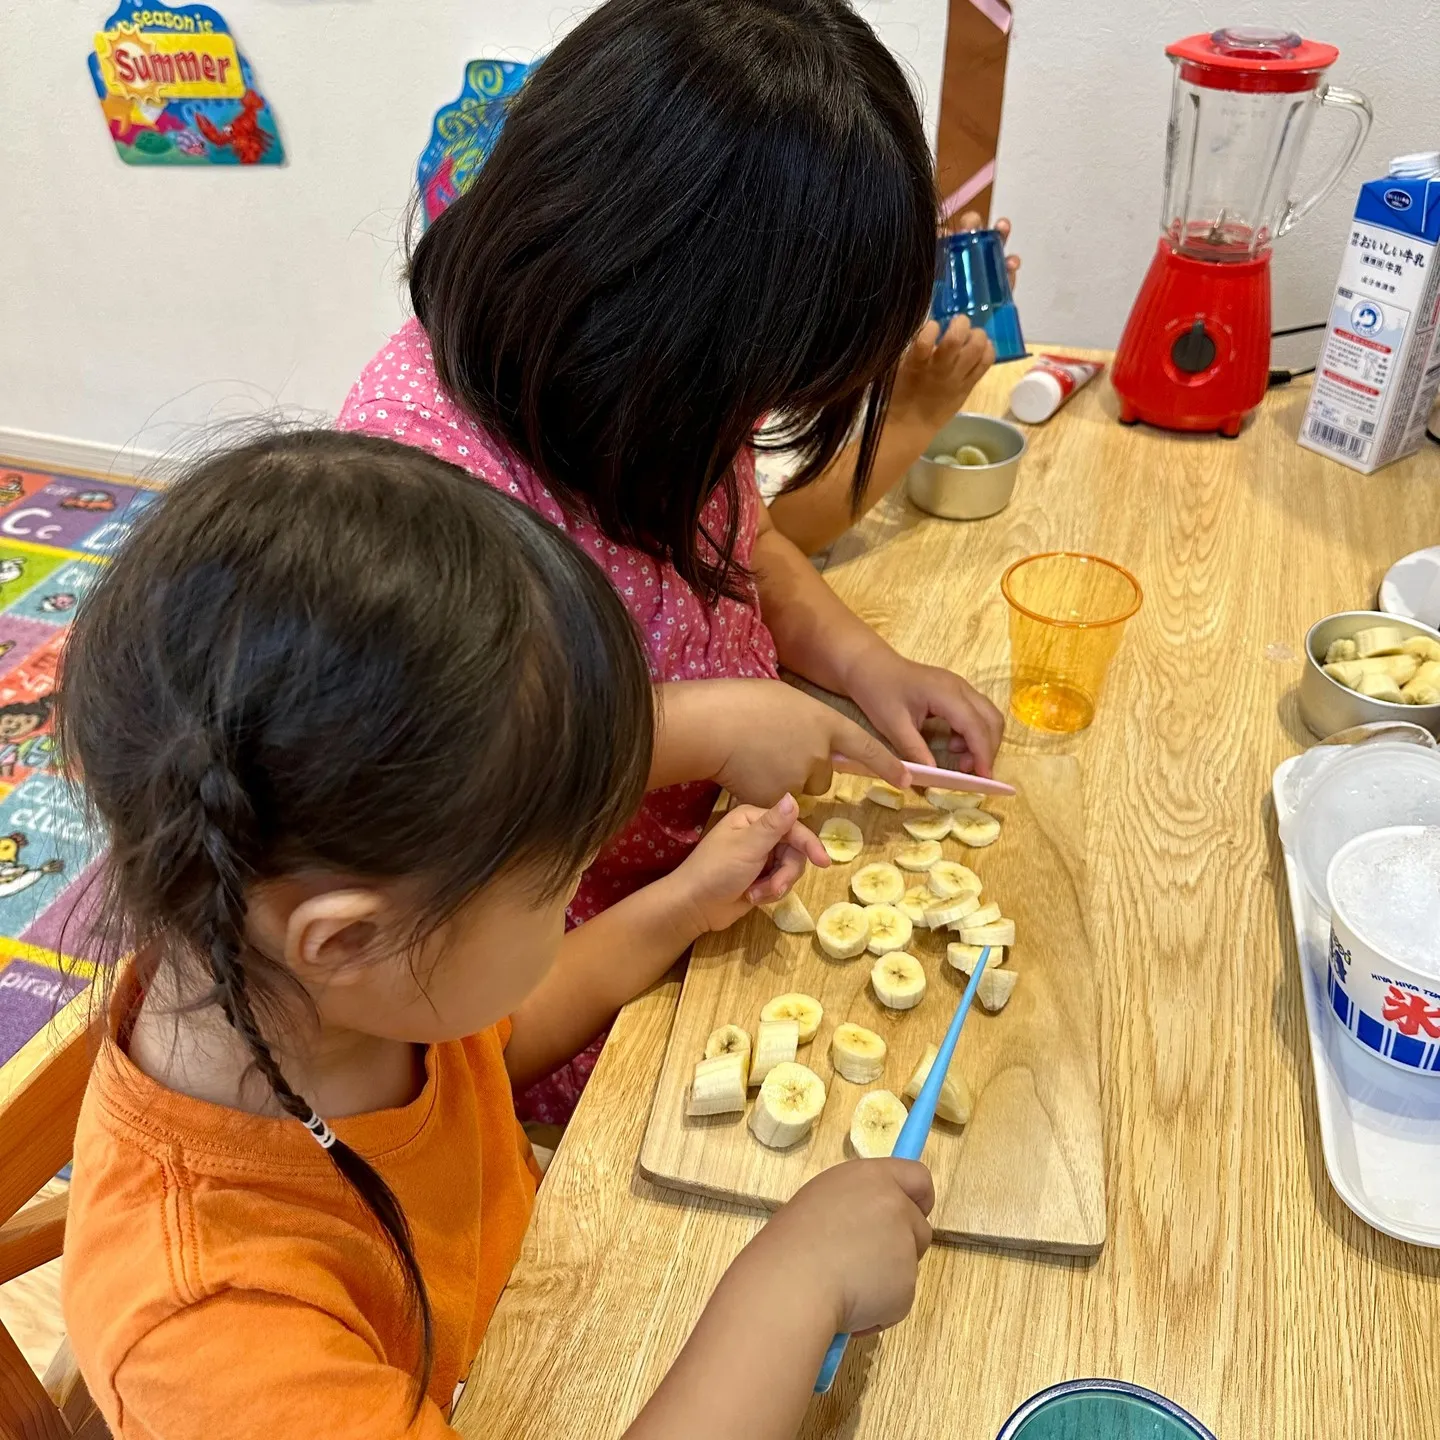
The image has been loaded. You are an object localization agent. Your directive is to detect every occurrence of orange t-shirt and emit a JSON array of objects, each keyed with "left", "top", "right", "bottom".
[{"left": 63, "top": 990, "right": 540, "bottom": 1439}]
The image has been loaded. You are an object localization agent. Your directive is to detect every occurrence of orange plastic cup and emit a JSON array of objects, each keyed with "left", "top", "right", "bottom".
[{"left": 1001, "top": 552, "right": 1142, "bottom": 733}]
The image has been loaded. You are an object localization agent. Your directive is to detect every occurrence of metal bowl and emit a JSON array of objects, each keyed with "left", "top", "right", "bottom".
[
  {"left": 905, "top": 413, "right": 1026, "bottom": 521},
  {"left": 1299, "top": 610, "right": 1440, "bottom": 740}
]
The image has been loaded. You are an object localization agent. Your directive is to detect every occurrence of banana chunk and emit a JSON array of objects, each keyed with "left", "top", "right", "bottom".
[
  {"left": 1323, "top": 637, "right": 1358, "bottom": 664},
  {"left": 977, "top": 968, "right": 1018, "bottom": 1013},
  {"left": 925, "top": 786, "right": 984, "bottom": 811},
  {"left": 819, "top": 817, "right": 864, "bottom": 863},
  {"left": 958, "top": 918, "right": 1016, "bottom": 948},
  {"left": 865, "top": 780, "right": 906, "bottom": 810},
  {"left": 894, "top": 839, "right": 943, "bottom": 872},
  {"left": 750, "top": 1019, "right": 799, "bottom": 1086},
  {"left": 749, "top": 1061, "right": 826, "bottom": 1148},
  {"left": 766, "top": 891, "right": 815, "bottom": 934},
  {"left": 849, "top": 1089, "right": 908, "bottom": 1158},
  {"left": 871, "top": 951, "right": 927, "bottom": 1010},
  {"left": 927, "top": 860, "right": 982, "bottom": 899},
  {"left": 1402, "top": 659, "right": 1440, "bottom": 705},
  {"left": 704, "top": 1024, "right": 752, "bottom": 1079},
  {"left": 902, "top": 812, "right": 953, "bottom": 842},
  {"left": 688, "top": 1052, "right": 748, "bottom": 1116},
  {"left": 831, "top": 1022, "right": 887, "bottom": 1084},
  {"left": 924, "top": 893, "right": 980, "bottom": 929},
  {"left": 964, "top": 900, "right": 1002, "bottom": 928},
  {"left": 950, "top": 810, "right": 1001, "bottom": 847},
  {"left": 1357, "top": 672, "right": 1404, "bottom": 703},
  {"left": 1354, "top": 625, "right": 1407, "bottom": 658},
  {"left": 898, "top": 883, "right": 936, "bottom": 925},
  {"left": 852, "top": 862, "right": 905, "bottom": 905},
  {"left": 816, "top": 901, "right": 870, "bottom": 959},
  {"left": 902, "top": 1042, "right": 971, "bottom": 1124},
  {"left": 864, "top": 903, "right": 913, "bottom": 955},
  {"left": 946, "top": 941, "right": 1003, "bottom": 974},
  {"left": 760, "top": 992, "right": 823, "bottom": 1044},
  {"left": 1402, "top": 636, "right": 1440, "bottom": 663}
]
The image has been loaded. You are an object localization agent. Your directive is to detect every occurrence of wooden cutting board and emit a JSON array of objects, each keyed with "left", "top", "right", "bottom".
[{"left": 638, "top": 753, "right": 1105, "bottom": 1253}]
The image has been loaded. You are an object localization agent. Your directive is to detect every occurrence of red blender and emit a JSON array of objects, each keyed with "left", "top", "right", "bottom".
[{"left": 1112, "top": 26, "right": 1371, "bottom": 437}]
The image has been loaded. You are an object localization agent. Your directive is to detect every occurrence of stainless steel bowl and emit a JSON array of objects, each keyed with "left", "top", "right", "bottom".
[
  {"left": 905, "top": 413, "right": 1026, "bottom": 521},
  {"left": 1299, "top": 610, "right": 1440, "bottom": 739}
]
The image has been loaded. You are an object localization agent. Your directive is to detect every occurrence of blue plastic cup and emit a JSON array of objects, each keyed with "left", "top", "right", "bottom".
[
  {"left": 932, "top": 228, "right": 1026, "bottom": 362},
  {"left": 996, "top": 1380, "right": 1217, "bottom": 1440}
]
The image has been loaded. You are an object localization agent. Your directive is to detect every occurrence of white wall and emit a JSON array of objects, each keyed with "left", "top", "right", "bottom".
[
  {"left": 995, "top": 1, "right": 1440, "bottom": 348},
  {"left": 0, "top": 0, "right": 945, "bottom": 467}
]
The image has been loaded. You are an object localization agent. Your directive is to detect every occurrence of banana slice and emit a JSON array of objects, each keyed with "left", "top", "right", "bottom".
[
  {"left": 927, "top": 860, "right": 982, "bottom": 899},
  {"left": 849, "top": 1089, "right": 908, "bottom": 1157},
  {"left": 894, "top": 839, "right": 943, "bottom": 872},
  {"left": 792, "top": 791, "right": 818, "bottom": 819},
  {"left": 760, "top": 992, "right": 823, "bottom": 1044},
  {"left": 704, "top": 1024, "right": 752, "bottom": 1080},
  {"left": 851, "top": 862, "right": 905, "bottom": 905},
  {"left": 958, "top": 918, "right": 1016, "bottom": 947},
  {"left": 766, "top": 891, "right": 816, "bottom": 934},
  {"left": 945, "top": 941, "right": 1004, "bottom": 975},
  {"left": 865, "top": 780, "right": 905, "bottom": 810},
  {"left": 1354, "top": 625, "right": 1407, "bottom": 658},
  {"left": 819, "top": 817, "right": 864, "bottom": 863},
  {"left": 977, "top": 968, "right": 1018, "bottom": 1013},
  {"left": 950, "top": 811, "right": 1001, "bottom": 847},
  {"left": 902, "top": 812, "right": 953, "bottom": 842},
  {"left": 1357, "top": 672, "right": 1404, "bottom": 703},
  {"left": 1323, "top": 637, "right": 1358, "bottom": 664},
  {"left": 924, "top": 893, "right": 980, "bottom": 929},
  {"left": 1402, "top": 636, "right": 1440, "bottom": 663},
  {"left": 898, "top": 883, "right": 936, "bottom": 925},
  {"left": 1404, "top": 681, "right": 1440, "bottom": 705},
  {"left": 871, "top": 951, "right": 927, "bottom": 1010},
  {"left": 831, "top": 1022, "right": 887, "bottom": 1084},
  {"left": 1325, "top": 654, "right": 1420, "bottom": 689},
  {"left": 925, "top": 786, "right": 983, "bottom": 811},
  {"left": 864, "top": 903, "right": 913, "bottom": 955},
  {"left": 687, "top": 1052, "right": 748, "bottom": 1116},
  {"left": 965, "top": 900, "right": 1001, "bottom": 928},
  {"left": 750, "top": 1019, "right": 799, "bottom": 1086},
  {"left": 749, "top": 1061, "right": 826, "bottom": 1148},
  {"left": 902, "top": 1042, "right": 971, "bottom": 1124},
  {"left": 953, "top": 444, "right": 990, "bottom": 467},
  {"left": 816, "top": 901, "right": 870, "bottom": 960}
]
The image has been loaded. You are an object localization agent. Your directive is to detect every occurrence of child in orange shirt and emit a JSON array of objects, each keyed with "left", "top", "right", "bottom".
[{"left": 59, "top": 431, "right": 934, "bottom": 1439}]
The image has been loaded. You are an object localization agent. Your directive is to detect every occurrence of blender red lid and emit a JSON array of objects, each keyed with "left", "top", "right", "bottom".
[{"left": 1168, "top": 26, "right": 1339, "bottom": 92}]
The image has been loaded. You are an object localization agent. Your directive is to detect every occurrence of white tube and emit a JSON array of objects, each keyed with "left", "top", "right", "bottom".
[{"left": 1009, "top": 354, "right": 1104, "bottom": 424}]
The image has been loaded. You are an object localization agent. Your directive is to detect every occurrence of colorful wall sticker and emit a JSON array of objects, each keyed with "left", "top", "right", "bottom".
[
  {"left": 89, "top": 3, "right": 284, "bottom": 165},
  {"left": 417, "top": 59, "right": 532, "bottom": 226}
]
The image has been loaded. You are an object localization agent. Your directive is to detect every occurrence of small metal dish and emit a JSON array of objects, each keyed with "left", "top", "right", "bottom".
[
  {"left": 905, "top": 413, "right": 1026, "bottom": 521},
  {"left": 1299, "top": 610, "right": 1440, "bottom": 740}
]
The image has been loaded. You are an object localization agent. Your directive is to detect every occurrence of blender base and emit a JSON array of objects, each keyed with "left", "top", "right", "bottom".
[{"left": 1112, "top": 240, "right": 1271, "bottom": 437}]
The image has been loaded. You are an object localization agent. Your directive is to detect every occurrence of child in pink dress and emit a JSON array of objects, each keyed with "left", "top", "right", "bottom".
[{"left": 340, "top": 0, "right": 1004, "bottom": 1123}]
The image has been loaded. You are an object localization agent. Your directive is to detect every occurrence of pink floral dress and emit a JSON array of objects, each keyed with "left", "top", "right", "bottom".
[{"left": 338, "top": 319, "right": 779, "bottom": 1123}]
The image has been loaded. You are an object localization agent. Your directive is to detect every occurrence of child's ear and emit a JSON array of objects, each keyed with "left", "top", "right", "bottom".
[{"left": 286, "top": 889, "right": 388, "bottom": 985}]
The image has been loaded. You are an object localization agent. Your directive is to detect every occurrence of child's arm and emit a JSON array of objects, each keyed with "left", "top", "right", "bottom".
[
  {"left": 505, "top": 795, "right": 828, "bottom": 1087},
  {"left": 625, "top": 1159, "right": 935, "bottom": 1440},
  {"left": 749, "top": 505, "right": 1003, "bottom": 777}
]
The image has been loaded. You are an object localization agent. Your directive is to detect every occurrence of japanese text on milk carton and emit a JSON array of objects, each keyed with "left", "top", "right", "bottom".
[{"left": 1300, "top": 170, "right": 1440, "bottom": 474}]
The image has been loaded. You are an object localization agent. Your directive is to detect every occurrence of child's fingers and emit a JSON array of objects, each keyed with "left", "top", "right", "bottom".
[
  {"left": 956, "top": 209, "right": 983, "bottom": 231},
  {"left": 934, "top": 314, "right": 975, "bottom": 357},
  {"left": 746, "top": 844, "right": 808, "bottom": 904},
  {"left": 782, "top": 820, "right": 829, "bottom": 868},
  {"left": 993, "top": 216, "right": 1012, "bottom": 243},
  {"left": 906, "top": 319, "right": 942, "bottom": 364}
]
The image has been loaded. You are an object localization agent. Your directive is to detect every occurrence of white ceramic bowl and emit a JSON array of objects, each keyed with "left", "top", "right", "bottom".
[
  {"left": 905, "top": 413, "right": 1026, "bottom": 520},
  {"left": 1325, "top": 825, "right": 1440, "bottom": 1076}
]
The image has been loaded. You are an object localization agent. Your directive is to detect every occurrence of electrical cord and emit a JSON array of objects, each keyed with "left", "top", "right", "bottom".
[{"left": 1268, "top": 320, "right": 1327, "bottom": 387}]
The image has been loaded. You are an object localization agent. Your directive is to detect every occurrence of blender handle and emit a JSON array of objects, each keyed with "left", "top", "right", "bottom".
[{"left": 1275, "top": 85, "right": 1373, "bottom": 240}]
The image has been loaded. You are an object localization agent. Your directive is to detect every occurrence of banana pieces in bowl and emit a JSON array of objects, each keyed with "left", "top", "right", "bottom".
[{"left": 1300, "top": 612, "right": 1440, "bottom": 740}]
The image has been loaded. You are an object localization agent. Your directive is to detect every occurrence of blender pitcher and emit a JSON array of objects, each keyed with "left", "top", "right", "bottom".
[{"left": 1112, "top": 26, "right": 1371, "bottom": 436}]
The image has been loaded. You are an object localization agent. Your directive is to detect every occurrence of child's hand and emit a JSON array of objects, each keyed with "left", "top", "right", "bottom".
[
  {"left": 844, "top": 645, "right": 1003, "bottom": 778},
  {"left": 669, "top": 793, "right": 829, "bottom": 935},
  {"left": 888, "top": 214, "right": 1021, "bottom": 437},
  {"left": 742, "top": 1159, "right": 935, "bottom": 1336},
  {"left": 675, "top": 678, "right": 909, "bottom": 803}
]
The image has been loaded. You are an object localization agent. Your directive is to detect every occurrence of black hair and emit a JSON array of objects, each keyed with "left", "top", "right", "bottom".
[
  {"left": 409, "top": 0, "right": 937, "bottom": 603},
  {"left": 55, "top": 430, "right": 653, "bottom": 1407}
]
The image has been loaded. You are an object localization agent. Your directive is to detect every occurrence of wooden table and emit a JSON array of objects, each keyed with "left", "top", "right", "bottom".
[{"left": 457, "top": 356, "right": 1440, "bottom": 1439}]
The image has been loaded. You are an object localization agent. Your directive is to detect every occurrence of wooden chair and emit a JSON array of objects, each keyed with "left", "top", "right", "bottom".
[{"left": 0, "top": 995, "right": 106, "bottom": 1440}]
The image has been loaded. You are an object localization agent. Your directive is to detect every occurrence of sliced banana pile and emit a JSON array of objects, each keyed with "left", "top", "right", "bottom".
[{"left": 1323, "top": 629, "right": 1440, "bottom": 706}]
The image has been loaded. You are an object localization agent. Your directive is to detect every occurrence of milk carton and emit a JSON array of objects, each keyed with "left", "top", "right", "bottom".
[{"left": 1300, "top": 156, "right": 1440, "bottom": 474}]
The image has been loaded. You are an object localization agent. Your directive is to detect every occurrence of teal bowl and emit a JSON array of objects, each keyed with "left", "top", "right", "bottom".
[{"left": 996, "top": 1380, "right": 1217, "bottom": 1440}]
